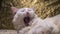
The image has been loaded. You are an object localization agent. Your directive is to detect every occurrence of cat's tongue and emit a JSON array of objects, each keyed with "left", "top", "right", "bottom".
[{"left": 24, "top": 16, "right": 30, "bottom": 26}]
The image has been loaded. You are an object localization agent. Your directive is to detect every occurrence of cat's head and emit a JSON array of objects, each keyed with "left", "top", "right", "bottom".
[{"left": 11, "top": 7, "right": 36, "bottom": 26}]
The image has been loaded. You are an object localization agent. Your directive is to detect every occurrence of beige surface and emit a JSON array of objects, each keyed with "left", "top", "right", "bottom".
[{"left": 0, "top": 30, "right": 17, "bottom": 34}]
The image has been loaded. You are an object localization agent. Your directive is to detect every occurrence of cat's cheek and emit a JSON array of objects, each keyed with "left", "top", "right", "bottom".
[{"left": 13, "top": 15, "right": 18, "bottom": 22}]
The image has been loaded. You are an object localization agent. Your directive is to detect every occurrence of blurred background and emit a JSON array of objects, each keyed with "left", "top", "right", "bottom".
[{"left": 0, "top": 0, "right": 60, "bottom": 29}]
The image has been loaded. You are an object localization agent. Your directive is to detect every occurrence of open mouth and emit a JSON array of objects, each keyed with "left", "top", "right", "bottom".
[{"left": 23, "top": 16, "right": 30, "bottom": 26}]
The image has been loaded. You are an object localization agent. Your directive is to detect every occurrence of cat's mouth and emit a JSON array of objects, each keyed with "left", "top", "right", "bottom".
[{"left": 23, "top": 16, "right": 30, "bottom": 26}]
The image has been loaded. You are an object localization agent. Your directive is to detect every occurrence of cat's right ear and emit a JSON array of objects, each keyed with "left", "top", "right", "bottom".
[
  {"left": 11, "top": 7, "right": 18, "bottom": 14},
  {"left": 31, "top": 7, "right": 36, "bottom": 12}
]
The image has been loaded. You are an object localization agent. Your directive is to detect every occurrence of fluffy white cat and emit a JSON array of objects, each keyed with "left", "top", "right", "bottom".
[{"left": 11, "top": 7, "right": 60, "bottom": 34}]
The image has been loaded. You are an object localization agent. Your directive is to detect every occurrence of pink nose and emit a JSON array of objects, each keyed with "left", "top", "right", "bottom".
[
  {"left": 26, "top": 12, "right": 29, "bottom": 14},
  {"left": 26, "top": 12, "right": 30, "bottom": 16}
]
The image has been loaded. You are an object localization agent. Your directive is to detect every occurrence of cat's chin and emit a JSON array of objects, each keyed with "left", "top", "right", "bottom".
[{"left": 23, "top": 16, "right": 30, "bottom": 26}]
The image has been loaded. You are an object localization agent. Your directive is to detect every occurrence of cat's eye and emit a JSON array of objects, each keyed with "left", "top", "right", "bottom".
[
  {"left": 21, "top": 10, "right": 25, "bottom": 12},
  {"left": 22, "top": 11, "right": 24, "bottom": 12}
]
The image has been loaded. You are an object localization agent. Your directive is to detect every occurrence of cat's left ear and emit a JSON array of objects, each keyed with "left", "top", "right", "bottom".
[
  {"left": 11, "top": 7, "right": 18, "bottom": 14},
  {"left": 32, "top": 7, "right": 35, "bottom": 10}
]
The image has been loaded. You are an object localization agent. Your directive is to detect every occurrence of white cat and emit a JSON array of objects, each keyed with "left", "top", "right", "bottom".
[{"left": 11, "top": 7, "right": 60, "bottom": 34}]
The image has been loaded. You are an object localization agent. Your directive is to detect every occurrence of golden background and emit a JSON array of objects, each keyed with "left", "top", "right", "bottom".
[{"left": 0, "top": 0, "right": 60, "bottom": 29}]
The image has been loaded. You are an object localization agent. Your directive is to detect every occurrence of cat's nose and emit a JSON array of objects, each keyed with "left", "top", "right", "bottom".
[
  {"left": 26, "top": 12, "right": 30, "bottom": 16},
  {"left": 26, "top": 12, "right": 29, "bottom": 14}
]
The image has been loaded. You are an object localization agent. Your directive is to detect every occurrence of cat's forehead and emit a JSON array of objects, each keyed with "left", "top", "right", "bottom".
[
  {"left": 16, "top": 8, "right": 34, "bottom": 14},
  {"left": 18, "top": 8, "right": 33, "bottom": 11}
]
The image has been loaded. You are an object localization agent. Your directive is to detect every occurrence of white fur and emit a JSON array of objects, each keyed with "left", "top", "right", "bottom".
[
  {"left": 19, "top": 15, "right": 43, "bottom": 34},
  {"left": 19, "top": 26, "right": 31, "bottom": 34},
  {"left": 44, "top": 14, "right": 60, "bottom": 29},
  {"left": 19, "top": 14, "right": 60, "bottom": 34}
]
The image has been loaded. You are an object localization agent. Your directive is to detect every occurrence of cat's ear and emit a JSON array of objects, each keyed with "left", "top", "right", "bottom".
[
  {"left": 32, "top": 7, "right": 35, "bottom": 10},
  {"left": 11, "top": 7, "right": 18, "bottom": 14},
  {"left": 31, "top": 7, "right": 36, "bottom": 12}
]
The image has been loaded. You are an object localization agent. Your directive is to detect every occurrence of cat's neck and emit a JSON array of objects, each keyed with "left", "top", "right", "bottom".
[{"left": 29, "top": 14, "right": 41, "bottom": 26}]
